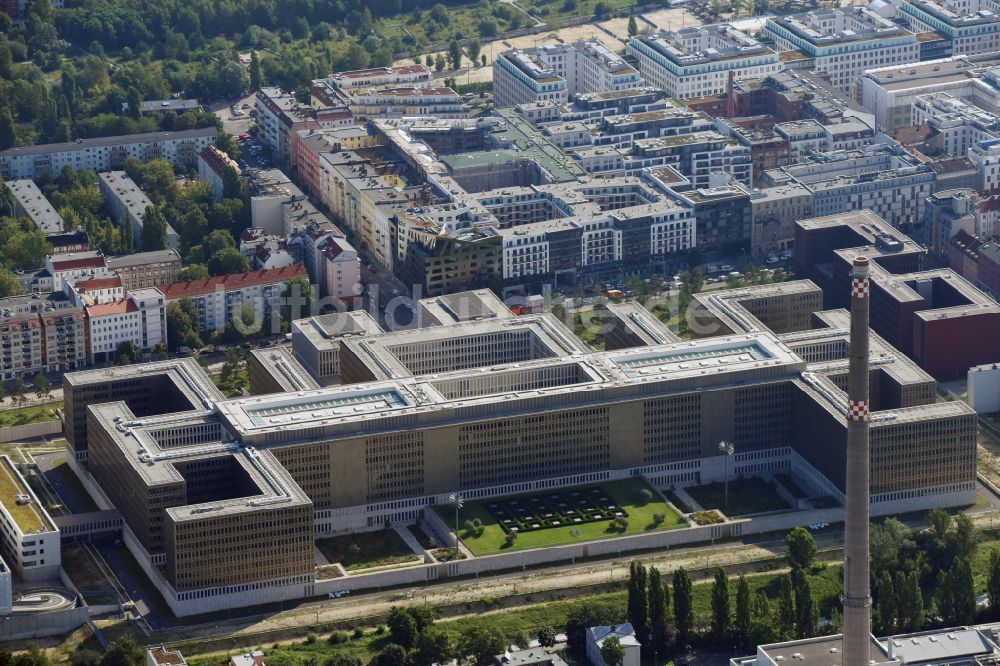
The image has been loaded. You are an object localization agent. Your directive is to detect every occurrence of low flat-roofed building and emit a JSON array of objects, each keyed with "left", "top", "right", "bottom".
[
  {"left": 0, "top": 454, "right": 60, "bottom": 580},
  {"left": 5, "top": 178, "right": 64, "bottom": 235},
  {"left": 139, "top": 99, "right": 201, "bottom": 114},
  {"left": 146, "top": 647, "right": 188, "bottom": 666},
  {"left": 322, "top": 65, "right": 432, "bottom": 92},
  {"left": 99, "top": 171, "right": 179, "bottom": 251}
]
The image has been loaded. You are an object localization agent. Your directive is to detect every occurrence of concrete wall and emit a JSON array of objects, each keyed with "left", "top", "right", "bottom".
[
  {"left": 0, "top": 606, "right": 89, "bottom": 641},
  {"left": 0, "top": 562, "right": 10, "bottom": 616},
  {"left": 969, "top": 364, "right": 1000, "bottom": 414},
  {"left": 0, "top": 420, "right": 61, "bottom": 444}
]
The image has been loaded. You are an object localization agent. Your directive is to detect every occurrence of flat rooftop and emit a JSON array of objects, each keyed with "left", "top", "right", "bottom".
[
  {"left": 64, "top": 357, "right": 224, "bottom": 410},
  {"left": 0, "top": 128, "right": 216, "bottom": 159},
  {"left": 0, "top": 455, "right": 55, "bottom": 534},
  {"left": 221, "top": 330, "right": 805, "bottom": 443},
  {"left": 6, "top": 179, "right": 64, "bottom": 234},
  {"left": 249, "top": 347, "right": 321, "bottom": 392}
]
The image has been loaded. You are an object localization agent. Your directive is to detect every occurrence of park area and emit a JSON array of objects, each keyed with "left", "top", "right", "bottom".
[
  {"left": 685, "top": 477, "right": 791, "bottom": 516},
  {"left": 439, "top": 479, "right": 685, "bottom": 556}
]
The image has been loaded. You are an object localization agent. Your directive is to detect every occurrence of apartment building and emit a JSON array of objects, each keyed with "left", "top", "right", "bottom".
[
  {"left": 254, "top": 88, "right": 352, "bottom": 164},
  {"left": 85, "top": 288, "right": 166, "bottom": 364},
  {"left": 925, "top": 188, "right": 978, "bottom": 258},
  {"left": 158, "top": 264, "right": 308, "bottom": 334},
  {"left": 240, "top": 228, "right": 296, "bottom": 272},
  {"left": 750, "top": 183, "right": 814, "bottom": 258},
  {"left": 0, "top": 294, "right": 86, "bottom": 381},
  {"left": 0, "top": 128, "right": 217, "bottom": 180},
  {"left": 912, "top": 92, "right": 1000, "bottom": 157},
  {"left": 493, "top": 49, "right": 570, "bottom": 109},
  {"left": 394, "top": 213, "right": 503, "bottom": 296},
  {"left": 627, "top": 25, "right": 781, "bottom": 99},
  {"left": 291, "top": 220, "right": 360, "bottom": 302},
  {"left": 900, "top": 0, "right": 1000, "bottom": 56},
  {"left": 0, "top": 455, "right": 60, "bottom": 581},
  {"left": 764, "top": 146, "right": 936, "bottom": 230},
  {"left": 98, "top": 171, "right": 179, "bottom": 251},
  {"left": 106, "top": 249, "right": 183, "bottom": 290},
  {"left": 197, "top": 145, "right": 241, "bottom": 201},
  {"left": 494, "top": 42, "right": 642, "bottom": 109},
  {"left": 316, "top": 65, "right": 432, "bottom": 96},
  {"left": 5, "top": 178, "right": 64, "bottom": 235},
  {"left": 764, "top": 7, "right": 919, "bottom": 94},
  {"left": 342, "top": 87, "right": 469, "bottom": 120},
  {"left": 671, "top": 182, "right": 753, "bottom": 257}
]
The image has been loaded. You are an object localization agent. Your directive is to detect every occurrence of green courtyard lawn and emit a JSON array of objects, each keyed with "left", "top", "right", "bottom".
[
  {"left": 316, "top": 528, "right": 420, "bottom": 572},
  {"left": 0, "top": 400, "right": 63, "bottom": 427},
  {"left": 439, "top": 479, "right": 685, "bottom": 556},
  {"left": 685, "top": 477, "right": 791, "bottom": 516}
]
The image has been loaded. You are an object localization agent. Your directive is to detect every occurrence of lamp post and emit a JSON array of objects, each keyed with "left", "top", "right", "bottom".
[
  {"left": 719, "top": 440, "right": 735, "bottom": 513},
  {"left": 449, "top": 493, "right": 464, "bottom": 555}
]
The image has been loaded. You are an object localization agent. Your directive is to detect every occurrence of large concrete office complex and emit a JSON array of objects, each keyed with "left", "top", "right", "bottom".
[
  {"left": 795, "top": 210, "right": 1000, "bottom": 376},
  {"left": 64, "top": 281, "right": 976, "bottom": 615}
]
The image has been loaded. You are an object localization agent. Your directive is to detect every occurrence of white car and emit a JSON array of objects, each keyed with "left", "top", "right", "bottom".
[{"left": 766, "top": 255, "right": 779, "bottom": 265}]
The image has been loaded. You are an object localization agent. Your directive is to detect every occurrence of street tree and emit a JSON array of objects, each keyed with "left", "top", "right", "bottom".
[
  {"left": 599, "top": 636, "right": 624, "bottom": 666},
  {"left": 672, "top": 566, "right": 693, "bottom": 649},
  {"left": 627, "top": 561, "right": 649, "bottom": 645},
  {"left": 785, "top": 526, "right": 817, "bottom": 571},
  {"left": 711, "top": 568, "right": 730, "bottom": 642},
  {"left": 648, "top": 566, "right": 671, "bottom": 656}
]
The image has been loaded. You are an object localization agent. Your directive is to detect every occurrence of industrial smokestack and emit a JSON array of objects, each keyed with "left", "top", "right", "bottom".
[{"left": 843, "top": 256, "right": 872, "bottom": 665}]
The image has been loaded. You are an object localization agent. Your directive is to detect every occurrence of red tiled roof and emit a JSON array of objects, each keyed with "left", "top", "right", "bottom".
[
  {"left": 51, "top": 256, "right": 107, "bottom": 271},
  {"left": 78, "top": 276, "right": 123, "bottom": 291},
  {"left": 199, "top": 145, "right": 241, "bottom": 177},
  {"left": 86, "top": 300, "right": 138, "bottom": 317},
  {"left": 160, "top": 264, "right": 308, "bottom": 300}
]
